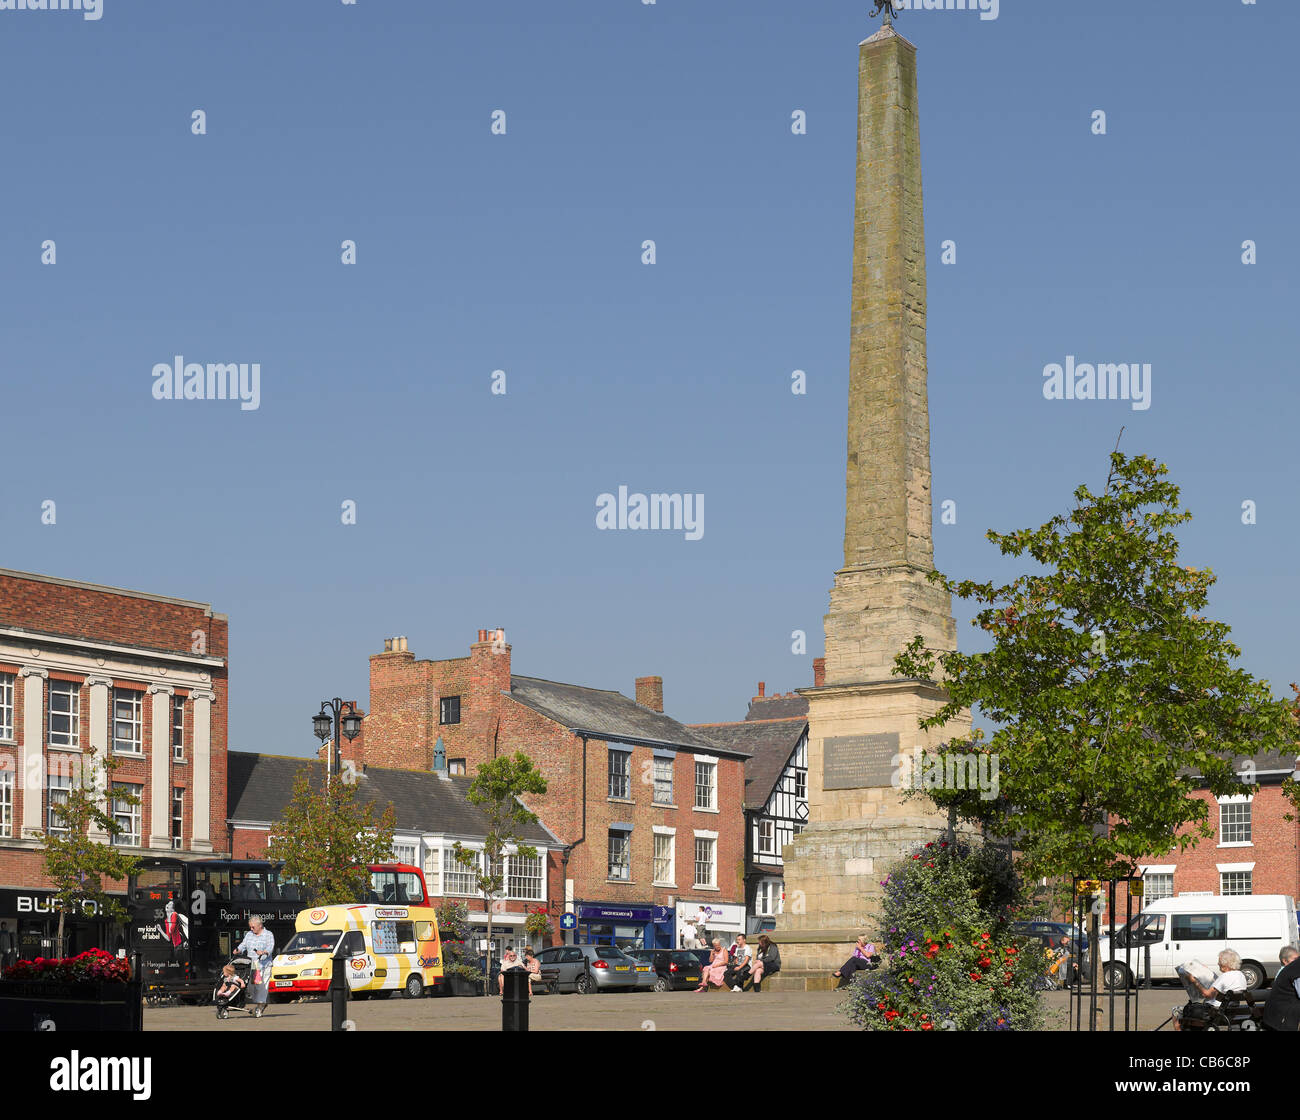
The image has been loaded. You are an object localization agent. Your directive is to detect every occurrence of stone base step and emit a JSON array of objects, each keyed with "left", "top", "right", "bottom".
[{"left": 764, "top": 971, "right": 843, "bottom": 993}]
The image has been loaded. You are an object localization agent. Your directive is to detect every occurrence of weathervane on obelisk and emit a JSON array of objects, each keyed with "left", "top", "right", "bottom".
[{"left": 870, "top": 0, "right": 899, "bottom": 26}]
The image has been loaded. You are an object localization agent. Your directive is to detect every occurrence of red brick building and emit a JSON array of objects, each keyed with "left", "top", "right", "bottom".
[
  {"left": 226, "top": 751, "right": 562, "bottom": 959},
  {"left": 342, "top": 631, "right": 751, "bottom": 949},
  {"left": 0, "top": 568, "right": 228, "bottom": 958},
  {"left": 1134, "top": 750, "right": 1300, "bottom": 903}
]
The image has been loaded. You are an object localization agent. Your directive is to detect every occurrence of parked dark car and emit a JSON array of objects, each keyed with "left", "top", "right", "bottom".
[
  {"left": 626, "top": 949, "right": 704, "bottom": 992},
  {"left": 534, "top": 945, "right": 641, "bottom": 993},
  {"left": 686, "top": 948, "right": 712, "bottom": 970},
  {"left": 1012, "top": 921, "right": 1088, "bottom": 952}
]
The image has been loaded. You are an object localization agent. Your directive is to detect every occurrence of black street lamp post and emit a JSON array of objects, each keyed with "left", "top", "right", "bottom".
[{"left": 313, "top": 698, "right": 363, "bottom": 779}]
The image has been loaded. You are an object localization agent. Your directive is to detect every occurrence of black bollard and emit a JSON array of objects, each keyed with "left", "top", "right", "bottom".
[
  {"left": 330, "top": 939, "right": 349, "bottom": 1032},
  {"left": 501, "top": 969, "right": 529, "bottom": 1032}
]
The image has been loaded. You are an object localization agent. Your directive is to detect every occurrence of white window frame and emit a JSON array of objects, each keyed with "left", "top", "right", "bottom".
[
  {"left": 113, "top": 688, "right": 143, "bottom": 755},
  {"left": 693, "top": 755, "right": 717, "bottom": 812},
  {"left": 652, "top": 826, "right": 676, "bottom": 886},
  {"left": 755, "top": 878, "right": 784, "bottom": 917},
  {"left": 693, "top": 830, "right": 717, "bottom": 890},
  {"left": 443, "top": 845, "right": 479, "bottom": 896},
  {"left": 391, "top": 841, "right": 419, "bottom": 867},
  {"left": 172, "top": 695, "right": 186, "bottom": 762},
  {"left": 1143, "top": 871, "right": 1174, "bottom": 902},
  {"left": 111, "top": 781, "right": 142, "bottom": 848},
  {"left": 506, "top": 851, "right": 545, "bottom": 901},
  {"left": 1219, "top": 869, "right": 1253, "bottom": 896},
  {"left": 1218, "top": 794, "right": 1252, "bottom": 846},
  {"left": 0, "top": 768, "right": 12, "bottom": 838},
  {"left": 608, "top": 829, "right": 631, "bottom": 881},
  {"left": 422, "top": 843, "right": 441, "bottom": 896},
  {"left": 0, "top": 673, "right": 14, "bottom": 742},
  {"left": 652, "top": 755, "right": 674, "bottom": 805},
  {"left": 757, "top": 818, "right": 775, "bottom": 855},
  {"left": 171, "top": 787, "right": 184, "bottom": 850},
  {"left": 608, "top": 747, "right": 631, "bottom": 800},
  {"left": 48, "top": 771, "right": 73, "bottom": 835},
  {"left": 48, "top": 681, "right": 80, "bottom": 748}
]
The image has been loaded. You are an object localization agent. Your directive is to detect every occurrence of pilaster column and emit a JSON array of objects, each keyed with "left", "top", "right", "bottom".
[
  {"left": 189, "top": 688, "right": 215, "bottom": 853},
  {"left": 148, "top": 685, "right": 174, "bottom": 850},
  {"left": 84, "top": 675, "right": 114, "bottom": 842},
  {"left": 18, "top": 667, "right": 47, "bottom": 838}
]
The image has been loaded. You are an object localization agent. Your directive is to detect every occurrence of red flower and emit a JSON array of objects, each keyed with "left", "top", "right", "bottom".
[{"left": 969, "top": 971, "right": 982, "bottom": 981}]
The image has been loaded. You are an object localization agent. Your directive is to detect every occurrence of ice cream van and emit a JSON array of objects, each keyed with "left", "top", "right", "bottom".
[{"left": 268, "top": 903, "right": 443, "bottom": 999}]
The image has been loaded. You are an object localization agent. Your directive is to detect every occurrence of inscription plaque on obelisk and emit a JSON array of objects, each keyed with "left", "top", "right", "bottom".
[
  {"left": 771, "top": 8, "right": 971, "bottom": 988},
  {"left": 822, "top": 733, "right": 899, "bottom": 791}
]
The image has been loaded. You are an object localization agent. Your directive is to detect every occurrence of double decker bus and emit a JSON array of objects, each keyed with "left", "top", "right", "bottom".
[{"left": 126, "top": 857, "right": 429, "bottom": 1000}]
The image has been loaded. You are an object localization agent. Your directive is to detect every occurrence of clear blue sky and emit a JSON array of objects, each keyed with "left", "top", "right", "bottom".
[{"left": 2, "top": 1, "right": 1296, "bottom": 757}]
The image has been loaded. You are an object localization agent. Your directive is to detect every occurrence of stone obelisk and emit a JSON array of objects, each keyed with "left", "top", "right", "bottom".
[{"left": 773, "top": 13, "right": 969, "bottom": 988}]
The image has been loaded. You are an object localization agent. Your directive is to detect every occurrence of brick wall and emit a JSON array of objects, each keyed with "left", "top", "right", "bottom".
[
  {"left": 0, "top": 569, "right": 229, "bottom": 897},
  {"left": 349, "top": 632, "right": 746, "bottom": 911},
  {"left": 1140, "top": 784, "right": 1300, "bottom": 898}
]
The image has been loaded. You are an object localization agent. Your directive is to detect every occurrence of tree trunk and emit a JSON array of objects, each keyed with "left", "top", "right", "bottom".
[
  {"left": 56, "top": 908, "right": 66, "bottom": 959},
  {"left": 484, "top": 898, "right": 494, "bottom": 997}
]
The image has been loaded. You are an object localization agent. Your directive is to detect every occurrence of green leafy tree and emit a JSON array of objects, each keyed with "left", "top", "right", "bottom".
[
  {"left": 266, "top": 764, "right": 396, "bottom": 905},
  {"left": 894, "top": 449, "right": 1297, "bottom": 882},
  {"left": 42, "top": 754, "right": 141, "bottom": 954},
  {"left": 453, "top": 752, "right": 548, "bottom": 994}
]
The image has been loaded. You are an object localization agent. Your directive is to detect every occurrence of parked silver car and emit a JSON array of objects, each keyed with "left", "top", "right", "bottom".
[{"left": 535, "top": 944, "right": 643, "bottom": 994}]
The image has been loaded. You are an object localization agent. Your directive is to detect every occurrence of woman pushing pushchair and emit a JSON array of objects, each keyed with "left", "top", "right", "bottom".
[{"left": 221, "top": 916, "right": 274, "bottom": 1019}]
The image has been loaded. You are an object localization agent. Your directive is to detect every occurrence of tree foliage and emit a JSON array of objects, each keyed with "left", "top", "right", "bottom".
[
  {"left": 266, "top": 764, "right": 396, "bottom": 905},
  {"left": 453, "top": 752, "right": 548, "bottom": 993},
  {"left": 43, "top": 754, "right": 142, "bottom": 949},
  {"left": 894, "top": 450, "right": 1297, "bottom": 880}
]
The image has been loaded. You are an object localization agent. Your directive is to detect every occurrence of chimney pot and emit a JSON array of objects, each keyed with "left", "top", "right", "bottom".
[
  {"left": 757, "top": 682, "right": 766, "bottom": 697},
  {"left": 384, "top": 638, "right": 392, "bottom": 652},
  {"left": 813, "top": 657, "right": 826, "bottom": 688},
  {"left": 478, "top": 629, "right": 487, "bottom": 643}
]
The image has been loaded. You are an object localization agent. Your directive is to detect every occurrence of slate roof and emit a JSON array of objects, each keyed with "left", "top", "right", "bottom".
[
  {"left": 744, "top": 694, "right": 809, "bottom": 722},
  {"left": 226, "top": 751, "right": 557, "bottom": 846},
  {"left": 691, "top": 717, "right": 808, "bottom": 810},
  {"left": 507, "top": 675, "right": 747, "bottom": 757}
]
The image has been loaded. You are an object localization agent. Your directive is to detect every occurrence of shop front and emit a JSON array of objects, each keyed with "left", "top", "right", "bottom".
[
  {"left": 675, "top": 901, "right": 745, "bottom": 949},
  {"left": 0, "top": 888, "right": 125, "bottom": 965},
  {"left": 575, "top": 903, "right": 676, "bottom": 949}
]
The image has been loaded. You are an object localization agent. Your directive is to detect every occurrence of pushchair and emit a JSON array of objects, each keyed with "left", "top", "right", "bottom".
[{"left": 214, "top": 956, "right": 264, "bottom": 1020}]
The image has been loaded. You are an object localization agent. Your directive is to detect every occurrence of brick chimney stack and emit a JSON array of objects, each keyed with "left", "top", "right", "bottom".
[
  {"left": 635, "top": 676, "right": 664, "bottom": 712},
  {"left": 813, "top": 658, "right": 826, "bottom": 688},
  {"left": 751, "top": 681, "right": 767, "bottom": 705}
]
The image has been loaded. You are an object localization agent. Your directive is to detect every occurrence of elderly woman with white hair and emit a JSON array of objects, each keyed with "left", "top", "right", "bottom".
[{"left": 1190, "top": 949, "right": 1248, "bottom": 1004}]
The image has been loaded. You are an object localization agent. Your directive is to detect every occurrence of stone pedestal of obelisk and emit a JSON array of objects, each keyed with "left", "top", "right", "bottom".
[{"left": 770, "top": 19, "right": 971, "bottom": 989}]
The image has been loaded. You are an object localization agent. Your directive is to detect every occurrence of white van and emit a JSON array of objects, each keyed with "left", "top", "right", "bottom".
[{"left": 1095, "top": 894, "right": 1299, "bottom": 990}]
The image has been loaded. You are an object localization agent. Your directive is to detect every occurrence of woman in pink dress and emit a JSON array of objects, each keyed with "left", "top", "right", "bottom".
[{"left": 694, "top": 939, "right": 729, "bottom": 992}]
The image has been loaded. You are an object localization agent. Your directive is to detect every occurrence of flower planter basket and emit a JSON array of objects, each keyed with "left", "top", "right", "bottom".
[
  {"left": 445, "top": 973, "right": 484, "bottom": 998},
  {"left": 0, "top": 978, "right": 144, "bottom": 1031}
]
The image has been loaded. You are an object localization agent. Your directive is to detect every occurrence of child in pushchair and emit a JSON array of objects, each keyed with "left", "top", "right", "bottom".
[{"left": 214, "top": 957, "right": 261, "bottom": 1020}]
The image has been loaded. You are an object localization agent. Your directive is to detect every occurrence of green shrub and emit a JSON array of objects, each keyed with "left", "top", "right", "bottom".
[{"left": 839, "top": 839, "right": 1043, "bottom": 1031}]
